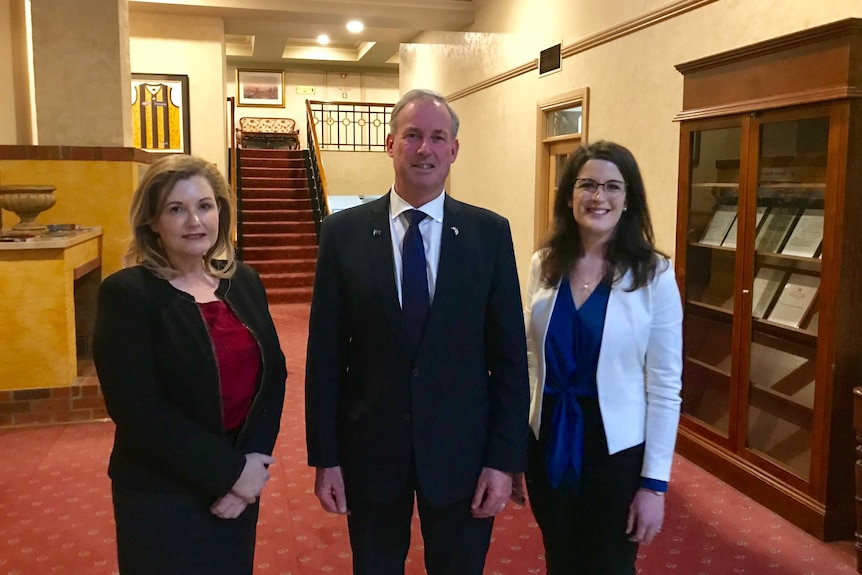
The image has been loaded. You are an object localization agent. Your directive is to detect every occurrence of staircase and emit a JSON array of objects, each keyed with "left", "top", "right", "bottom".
[{"left": 237, "top": 148, "right": 317, "bottom": 304}]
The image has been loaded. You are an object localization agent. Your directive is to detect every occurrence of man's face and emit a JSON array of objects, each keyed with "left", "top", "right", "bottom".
[{"left": 386, "top": 99, "right": 459, "bottom": 205}]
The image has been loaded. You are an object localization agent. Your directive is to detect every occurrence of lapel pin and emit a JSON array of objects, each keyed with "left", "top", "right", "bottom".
[
  {"left": 451, "top": 226, "right": 459, "bottom": 236},
  {"left": 372, "top": 229, "right": 382, "bottom": 236}
]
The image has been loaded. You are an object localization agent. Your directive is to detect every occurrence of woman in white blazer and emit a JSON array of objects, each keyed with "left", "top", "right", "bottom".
[{"left": 519, "top": 141, "right": 682, "bottom": 575}]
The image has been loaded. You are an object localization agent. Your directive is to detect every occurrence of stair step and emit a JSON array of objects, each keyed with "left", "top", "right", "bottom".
[
  {"left": 241, "top": 198, "right": 311, "bottom": 210},
  {"left": 240, "top": 177, "right": 308, "bottom": 189},
  {"left": 242, "top": 188, "right": 310, "bottom": 200},
  {"left": 241, "top": 158, "right": 305, "bottom": 169},
  {"left": 245, "top": 259, "right": 317, "bottom": 274},
  {"left": 243, "top": 233, "right": 317, "bottom": 247},
  {"left": 242, "top": 245, "right": 318, "bottom": 260},
  {"left": 242, "top": 209, "right": 314, "bottom": 222},
  {"left": 240, "top": 149, "right": 304, "bottom": 159},
  {"left": 242, "top": 221, "right": 316, "bottom": 234},
  {"left": 265, "top": 286, "right": 313, "bottom": 304},
  {"left": 241, "top": 167, "right": 306, "bottom": 178},
  {"left": 259, "top": 271, "right": 316, "bottom": 289}
]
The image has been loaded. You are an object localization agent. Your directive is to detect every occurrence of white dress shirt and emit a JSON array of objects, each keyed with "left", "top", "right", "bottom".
[{"left": 389, "top": 188, "right": 445, "bottom": 306}]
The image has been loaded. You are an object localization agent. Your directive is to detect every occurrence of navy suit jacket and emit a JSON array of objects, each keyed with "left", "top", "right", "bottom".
[{"left": 305, "top": 193, "right": 529, "bottom": 506}]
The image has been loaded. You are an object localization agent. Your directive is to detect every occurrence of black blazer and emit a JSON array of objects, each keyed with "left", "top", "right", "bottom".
[
  {"left": 305, "top": 193, "right": 529, "bottom": 507},
  {"left": 93, "top": 263, "right": 287, "bottom": 499}
]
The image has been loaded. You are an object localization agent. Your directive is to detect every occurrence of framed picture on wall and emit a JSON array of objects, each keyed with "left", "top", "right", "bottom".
[
  {"left": 131, "top": 73, "right": 191, "bottom": 154},
  {"left": 237, "top": 69, "right": 285, "bottom": 107}
]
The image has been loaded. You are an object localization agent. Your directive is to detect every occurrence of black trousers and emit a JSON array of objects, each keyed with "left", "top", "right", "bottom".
[
  {"left": 346, "top": 462, "right": 494, "bottom": 575},
  {"left": 526, "top": 396, "right": 643, "bottom": 575}
]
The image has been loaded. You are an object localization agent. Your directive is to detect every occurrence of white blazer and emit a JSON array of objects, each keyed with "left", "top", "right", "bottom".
[{"left": 524, "top": 251, "right": 683, "bottom": 482}]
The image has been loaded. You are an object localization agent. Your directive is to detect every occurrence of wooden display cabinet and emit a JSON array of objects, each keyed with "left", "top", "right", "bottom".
[{"left": 673, "top": 19, "right": 862, "bottom": 540}]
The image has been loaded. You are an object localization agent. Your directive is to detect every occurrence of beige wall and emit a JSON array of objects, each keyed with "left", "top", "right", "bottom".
[
  {"left": 130, "top": 12, "right": 227, "bottom": 173},
  {"left": 322, "top": 150, "right": 392, "bottom": 197},
  {"left": 0, "top": 0, "right": 15, "bottom": 144},
  {"left": 227, "top": 67, "right": 398, "bottom": 147},
  {"left": 30, "top": 0, "right": 131, "bottom": 147},
  {"left": 0, "top": 0, "right": 34, "bottom": 145},
  {"left": 401, "top": 0, "right": 862, "bottom": 291}
]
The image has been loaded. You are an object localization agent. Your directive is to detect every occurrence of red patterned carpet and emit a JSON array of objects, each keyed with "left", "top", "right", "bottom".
[{"left": 0, "top": 303, "right": 855, "bottom": 574}]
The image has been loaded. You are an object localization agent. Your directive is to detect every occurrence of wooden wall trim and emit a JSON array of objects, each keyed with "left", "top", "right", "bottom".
[
  {"left": 673, "top": 87, "right": 862, "bottom": 121},
  {"left": 448, "top": 61, "right": 538, "bottom": 102},
  {"left": 447, "top": 0, "right": 720, "bottom": 102},
  {"left": 560, "top": 0, "right": 720, "bottom": 59},
  {"left": 0, "top": 146, "right": 154, "bottom": 163}
]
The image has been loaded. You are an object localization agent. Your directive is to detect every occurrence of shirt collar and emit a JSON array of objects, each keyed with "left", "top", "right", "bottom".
[{"left": 389, "top": 187, "right": 445, "bottom": 223}]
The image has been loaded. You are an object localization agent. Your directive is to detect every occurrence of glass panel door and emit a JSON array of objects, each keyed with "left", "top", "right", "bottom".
[
  {"left": 744, "top": 116, "right": 827, "bottom": 480},
  {"left": 538, "top": 139, "right": 580, "bottom": 240},
  {"left": 681, "top": 126, "right": 742, "bottom": 438}
]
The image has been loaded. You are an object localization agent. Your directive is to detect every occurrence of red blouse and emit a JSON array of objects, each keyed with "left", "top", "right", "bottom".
[{"left": 199, "top": 299, "right": 261, "bottom": 432}]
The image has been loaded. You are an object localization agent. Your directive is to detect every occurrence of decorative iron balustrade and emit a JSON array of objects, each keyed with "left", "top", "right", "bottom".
[{"left": 308, "top": 100, "right": 394, "bottom": 151}]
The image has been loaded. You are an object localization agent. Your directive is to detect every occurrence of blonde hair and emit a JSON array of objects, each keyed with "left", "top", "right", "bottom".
[{"left": 124, "top": 155, "right": 237, "bottom": 279}]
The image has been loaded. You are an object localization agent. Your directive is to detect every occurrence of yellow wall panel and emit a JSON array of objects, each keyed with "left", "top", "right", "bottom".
[{"left": 0, "top": 159, "right": 143, "bottom": 277}]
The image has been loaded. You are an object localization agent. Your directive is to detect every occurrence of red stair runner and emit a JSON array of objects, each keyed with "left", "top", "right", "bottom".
[{"left": 238, "top": 149, "right": 317, "bottom": 303}]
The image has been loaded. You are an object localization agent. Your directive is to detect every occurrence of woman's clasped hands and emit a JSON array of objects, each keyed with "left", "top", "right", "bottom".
[{"left": 210, "top": 452, "right": 276, "bottom": 519}]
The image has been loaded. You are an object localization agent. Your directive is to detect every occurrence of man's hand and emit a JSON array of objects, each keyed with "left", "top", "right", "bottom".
[
  {"left": 315, "top": 466, "right": 349, "bottom": 514},
  {"left": 626, "top": 488, "right": 665, "bottom": 545},
  {"left": 231, "top": 453, "right": 275, "bottom": 503},
  {"left": 470, "top": 467, "right": 513, "bottom": 518}
]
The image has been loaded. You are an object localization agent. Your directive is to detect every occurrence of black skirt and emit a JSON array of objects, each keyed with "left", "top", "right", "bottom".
[{"left": 112, "top": 484, "right": 259, "bottom": 575}]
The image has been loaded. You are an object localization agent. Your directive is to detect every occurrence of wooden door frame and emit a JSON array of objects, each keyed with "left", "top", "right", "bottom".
[{"left": 534, "top": 88, "right": 589, "bottom": 249}]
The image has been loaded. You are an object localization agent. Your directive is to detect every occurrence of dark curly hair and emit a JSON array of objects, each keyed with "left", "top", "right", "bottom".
[{"left": 540, "top": 140, "right": 664, "bottom": 290}]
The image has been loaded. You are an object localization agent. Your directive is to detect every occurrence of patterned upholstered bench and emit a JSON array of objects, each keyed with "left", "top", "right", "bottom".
[{"left": 236, "top": 117, "right": 300, "bottom": 150}]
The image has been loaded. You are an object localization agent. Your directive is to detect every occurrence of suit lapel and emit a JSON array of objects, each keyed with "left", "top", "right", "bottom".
[{"left": 365, "top": 194, "right": 405, "bottom": 344}]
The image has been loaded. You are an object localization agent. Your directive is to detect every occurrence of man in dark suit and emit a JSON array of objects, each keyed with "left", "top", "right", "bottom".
[{"left": 305, "top": 88, "right": 529, "bottom": 575}]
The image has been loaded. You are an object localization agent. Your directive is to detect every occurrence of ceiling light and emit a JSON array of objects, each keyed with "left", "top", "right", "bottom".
[
  {"left": 346, "top": 20, "right": 364, "bottom": 33},
  {"left": 317, "top": 34, "right": 330, "bottom": 45}
]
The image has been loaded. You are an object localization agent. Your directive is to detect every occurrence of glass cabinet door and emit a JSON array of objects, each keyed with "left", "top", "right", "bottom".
[
  {"left": 743, "top": 115, "right": 827, "bottom": 481},
  {"left": 681, "top": 125, "right": 742, "bottom": 439}
]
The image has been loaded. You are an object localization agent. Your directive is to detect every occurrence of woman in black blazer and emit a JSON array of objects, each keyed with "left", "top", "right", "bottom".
[{"left": 93, "top": 155, "right": 286, "bottom": 574}]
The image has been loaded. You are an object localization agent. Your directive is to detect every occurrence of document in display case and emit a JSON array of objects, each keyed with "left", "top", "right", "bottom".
[
  {"left": 700, "top": 204, "right": 737, "bottom": 246},
  {"left": 755, "top": 207, "right": 799, "bottom": 253},
  {"left": 780, "top": 208, "right": 824, "bottom": 258},
  {"left": 767, "top": 273, "right": 819, "bottom": 328},
  {"left": 723, "top": 206, "right": 768, "bottom": 248},
  {"left": 751, "top": 267, "right": 786, "bottom": 318}
]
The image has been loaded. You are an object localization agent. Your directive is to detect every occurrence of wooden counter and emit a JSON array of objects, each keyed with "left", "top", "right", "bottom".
[{"left": 0, "top": 228, "right": 105, "bottom": 426}]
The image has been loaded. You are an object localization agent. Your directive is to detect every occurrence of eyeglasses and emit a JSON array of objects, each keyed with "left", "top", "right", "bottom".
[{"left": 574, "top": 179, "right": 627, "bottom": 196}]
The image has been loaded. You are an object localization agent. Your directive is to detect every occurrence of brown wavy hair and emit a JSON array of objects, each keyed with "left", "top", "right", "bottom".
[
  {"left": 540, "top": 140, "right": 664, "bottom": 291},
  {"left": 123, "top": 154, "right": 237, "bottom": 279}
]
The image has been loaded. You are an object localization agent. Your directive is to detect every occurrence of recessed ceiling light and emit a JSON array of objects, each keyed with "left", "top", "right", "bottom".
[
  {"left": 317, "top": 34, "right": 330, "bottom": 45},
  {"left": 346, "top": 20, "right": 364, "bottom": 33}
]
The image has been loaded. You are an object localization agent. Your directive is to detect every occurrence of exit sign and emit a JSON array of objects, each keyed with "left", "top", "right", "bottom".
[{"left": 295, "top": 86, "right": 316, "bottom": 95}]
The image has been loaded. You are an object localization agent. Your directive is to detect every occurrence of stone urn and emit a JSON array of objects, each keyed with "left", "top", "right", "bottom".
[{"left": 0, "top": 184, "right": 57, "bottom": 237}]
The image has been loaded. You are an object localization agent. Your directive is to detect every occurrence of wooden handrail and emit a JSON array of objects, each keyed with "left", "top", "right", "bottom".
[
  {"left": 305, "top": 99, "right": 330, "bottom": 217},
  {"left": 308, "top": 99, "right": 394, "bottom": 108}
]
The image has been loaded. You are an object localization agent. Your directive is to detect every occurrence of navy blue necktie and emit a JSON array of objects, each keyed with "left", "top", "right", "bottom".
[{"left": 402, "top": 209, "right": 429, "bottom": 351}]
